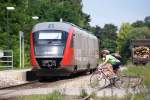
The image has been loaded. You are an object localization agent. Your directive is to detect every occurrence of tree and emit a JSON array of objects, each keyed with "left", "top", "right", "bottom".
[
  {"left": 132, "top": 20, "right": 145, "bottom": 27},
  {"left": 144, "top": 16, "right": 150, "bottom": 28},
  {"left": 0, "top": 0, "right": 30, "bottom": 67},
  {"left": 102, "top": 24, "right": 118, "bottom": 38},
  {"left": 27, "top": 0, "right": 90, "bottom": 28},
  {"left": 117, "top": 23, "right": 133, "bottom": 63},
  {"left": 89, "top": 24, "right": 118, "bottom": 52},
  {"left": 127, "top": 27, "right": 150, "bottom": 39},
  {"left": 90, "top": 25, "right": 102, "bottom": 38},
  {"left": 117, "top": 23, "right": 133, "bottom": 51},
  {"left": 100, "top": 24, "right": 118, "bottom": 52}
]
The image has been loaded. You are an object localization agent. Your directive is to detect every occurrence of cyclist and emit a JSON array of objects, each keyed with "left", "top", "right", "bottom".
[{"left": 98, "top": 49, "right": 121, "bottom": 78}]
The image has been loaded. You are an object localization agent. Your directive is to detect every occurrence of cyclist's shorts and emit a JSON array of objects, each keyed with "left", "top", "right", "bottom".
[{"left": 112, "top": 62, "right": 121, "bottom": 70}]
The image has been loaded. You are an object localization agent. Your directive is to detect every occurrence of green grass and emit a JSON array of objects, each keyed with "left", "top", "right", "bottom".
[
  {"left": 122, "top": 64, "right": 145, "bottom": 76},
  {"left": 122, "top": 63, "right": 150, "bottom": 87},
  {"left": 20, "top": 91, "right": 64, "bottom": 100},
  {"left": 121, "top": 63, "right": 150, "bottom": 100},
  {"left": 79, "top": 88, "right": 88, "bottom": 98}
]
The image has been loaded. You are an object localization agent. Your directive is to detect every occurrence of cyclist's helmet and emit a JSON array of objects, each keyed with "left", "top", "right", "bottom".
[{"left": 101, "top": 49, "right": 110, "bottom": 55}]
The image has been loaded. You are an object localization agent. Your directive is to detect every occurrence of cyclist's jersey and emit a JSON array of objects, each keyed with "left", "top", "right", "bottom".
[{"left": 105, "top": 54, "right": 120, "bottom": 65}]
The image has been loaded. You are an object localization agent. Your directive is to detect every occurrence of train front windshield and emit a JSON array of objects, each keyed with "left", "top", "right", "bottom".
[{"left": 33, "top": 31, "right": 68, "bottom": 57}]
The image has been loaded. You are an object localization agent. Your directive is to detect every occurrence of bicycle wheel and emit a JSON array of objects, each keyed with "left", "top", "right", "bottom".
[
  {"left": 114, "top": 77, "right": 124, "bottom": 88},
  {"left": 114, "top": 70, "right": 124, "bottom": 88},
  {"left": 90, "top": 70, "right": 106, "bottom": 89}
]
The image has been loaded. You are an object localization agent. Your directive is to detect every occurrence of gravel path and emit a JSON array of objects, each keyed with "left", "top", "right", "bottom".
[
  {"left": 0, "top": 76, "right": 26, "bottom": 88},
  {"left": 0, "top": 69, "right": 29, "bottom": 88}
]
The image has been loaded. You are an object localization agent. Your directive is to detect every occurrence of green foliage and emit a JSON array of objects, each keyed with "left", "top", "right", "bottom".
[
  {"left": 27, "top": 0, "right": 90, "bottom": 28},
  {"left": 80, "top": 88, "right": 88, "bottom": 98},
  {"left": 127, "top": 27, "right": 150, "bottom": 39},
  {"left": 144, "top": 16, "right": 150, "bottom": 28},
  {"left": 117, "top": 23, "right": 133, "bottom": 63},
  {"left": 20, "top": 91, "right": 64, "bottom": 100},
  {"left": 122, "top": 64, "right": 145, "bottom": 76},
  {"left": 100, "top": 24, "right": 118, "bottom": 52},
  {"left": 103, "top": 24, "right": 118, "bottom": 38},
  {"left": 0, "top": 32, "right": 8, "bottom": 49},
  {"left": 117, "top": 23, "right": 133, "bottom": 50},
  {"left": 133, "top": 93, "right": 145, "bottom": 100},
  {"left": 122, "top": 63, "right": 150, "bottom": 88},
  {"left": 90, "top": 24, "right": 118, "bottom": 53},
  {"left": 132, "top": 20, "right": 145, "bottom": 27},
  {"left": 100, "top": 38, "right": 117, "bottom": 52},
  {"left": 132, "top": 16, "right": 150, "bottom": 29},
  {"left": 43, "top": 91, "right": 64, "bottom": 100},
  {"left": 122, "top": 64, "right": 150, "bottom": 100}
]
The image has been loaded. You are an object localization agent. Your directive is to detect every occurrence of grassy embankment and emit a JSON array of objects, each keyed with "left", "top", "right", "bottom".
[
  {"left": 121, "top": 63, "right": 150, "bottom": 100},
  {"left": 20, "top": 91, "right": 64, "bottom": 100}
]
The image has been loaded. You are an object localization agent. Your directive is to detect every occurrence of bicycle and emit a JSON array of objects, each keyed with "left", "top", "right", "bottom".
[{"left": 90, "top": 65, "right": 123, "bottom": 89}]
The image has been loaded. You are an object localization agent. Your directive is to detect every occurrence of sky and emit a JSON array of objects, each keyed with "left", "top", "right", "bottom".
[{"left": 82, "top": 0, "right": 150, "bottom": 27}]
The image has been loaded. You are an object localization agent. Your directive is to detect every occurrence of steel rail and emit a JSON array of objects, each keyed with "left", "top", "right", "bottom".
[{"left": 0, "top": 80, "right": 38, "bottom": 90}]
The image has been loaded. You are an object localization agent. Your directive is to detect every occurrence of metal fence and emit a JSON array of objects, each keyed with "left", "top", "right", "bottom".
[{"left": 0, "top": 50, "right": 13, "bottom": 68}]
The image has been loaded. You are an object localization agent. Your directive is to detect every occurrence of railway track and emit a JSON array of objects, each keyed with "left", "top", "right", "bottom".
[
  {"left": 0, "top": 74, "right": 92, "bottom": 99},
  {"left": 0, "top": 74, "right": 143, "bottom": 91},
  {"left": 0, "top": 73, "right": 90, "bottom": 90},
  {"left": 0, "top": 80, "right": 39, "bottom": 90}
]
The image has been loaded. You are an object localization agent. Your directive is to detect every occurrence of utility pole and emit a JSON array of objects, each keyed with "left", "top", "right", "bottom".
[
  {"left": 19, "top": 31, "right": 24, "bottom": 68},
  {"left": 6, "top": 7, "right": 15, "bottom": 49},
  {"left": 22, "top": 32, "right": 24, "bottom": 68}
]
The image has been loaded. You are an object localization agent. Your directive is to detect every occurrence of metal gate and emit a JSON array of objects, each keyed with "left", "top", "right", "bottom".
[{"left": 0, "top": 50, "right": 13, "bottom": 68}]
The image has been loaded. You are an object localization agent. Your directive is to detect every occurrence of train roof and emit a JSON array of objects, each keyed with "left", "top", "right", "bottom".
[
  {"left": 32, "top": 22, "right": 71, "bottom": 33},
  {"left": 32, "top": 22, "right": 97, "bottom": 39}
]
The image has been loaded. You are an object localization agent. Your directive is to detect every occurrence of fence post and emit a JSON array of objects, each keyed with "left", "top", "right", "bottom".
[{"left": 12, "top": 50, "right": 13, "bottom": 69}]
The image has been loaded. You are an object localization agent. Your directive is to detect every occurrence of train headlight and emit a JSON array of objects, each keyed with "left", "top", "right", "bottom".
[
  {"left": 52, "top": 47, "right": 58, "bottom": 54},
  {"left": 44, "top": 47, "right": 58, "bottom": 55}
]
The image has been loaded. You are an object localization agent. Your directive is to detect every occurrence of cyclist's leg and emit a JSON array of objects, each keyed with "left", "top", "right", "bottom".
[
  {"left": 113, "top": 66, "right": 119, "bottom": 74},
  {"left": 105, "top": 63, "right": 116, "bottom": 77},
  {"left": 112, "top": 62, "right": 121, "bottom": 75}
]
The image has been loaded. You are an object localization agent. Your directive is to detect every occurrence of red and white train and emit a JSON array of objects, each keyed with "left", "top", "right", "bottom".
[{"left": 30, "top": 22, "right": 99, "bottom": 77}]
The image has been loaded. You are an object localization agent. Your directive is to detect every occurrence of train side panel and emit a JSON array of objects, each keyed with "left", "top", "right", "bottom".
[
  {"left": 74, "top": 29, "right": 99, "bottom": 71},
  {"left": 60, "top": 27, "right": 75, "bottom": 66},
  {"left": 30, "top": 32, "right": 38, "bottom": 68}
]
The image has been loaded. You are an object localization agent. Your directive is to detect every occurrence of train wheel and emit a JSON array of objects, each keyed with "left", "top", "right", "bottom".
[
  {"left": 142, "top": 63, "right": 147, "bottom": 65},
  {"left": 90, "top": 68, "right": 95, "bottom": 74},
  {"left": 86, "top": 64, "right": 91, "bottom": 74}
]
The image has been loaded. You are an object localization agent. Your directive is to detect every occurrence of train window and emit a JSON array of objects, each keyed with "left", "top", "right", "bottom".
[
  {"left": 33, "top": 31, "right": 68, "bottom": 46},
  {"left": 39, "top": 32, "right": 62, "bottom": 40}
]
